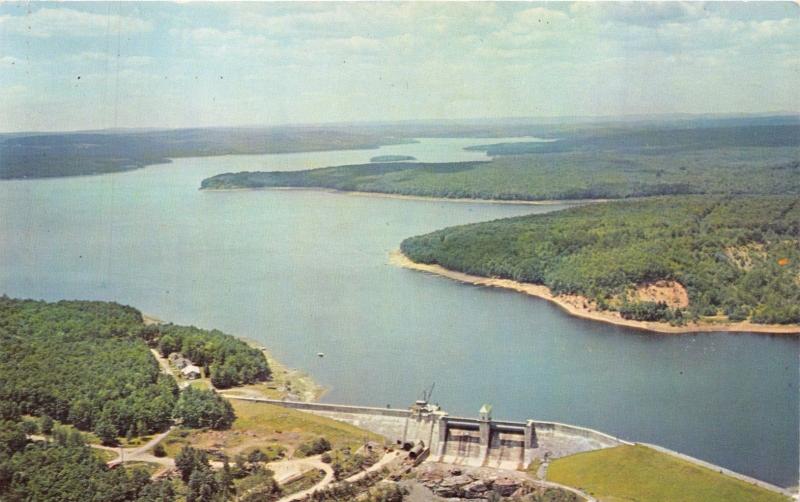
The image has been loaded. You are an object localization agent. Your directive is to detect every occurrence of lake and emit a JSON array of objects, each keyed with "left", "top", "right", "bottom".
[{"left": 1, "top": 137, "right": 797, "bottom": 487}]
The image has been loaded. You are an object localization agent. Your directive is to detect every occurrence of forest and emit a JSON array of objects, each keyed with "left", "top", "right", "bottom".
[
  {"left": 0, "top": 297, "right": 274, "bottom": 500},
  {"left": 400, "top": 196, "right": 800, "bottom": 324},
  {"left": 156, "top": 324, "right": 271, "bottom": 389},
  {"left": 0, "top": 419, "right": 175, "bottom": 502},
  {"left": 201, "top": 124, "right": 800, "bottom": 201},
  {"left": 0, "top": 298, "right": 268, "bottom": 437}
]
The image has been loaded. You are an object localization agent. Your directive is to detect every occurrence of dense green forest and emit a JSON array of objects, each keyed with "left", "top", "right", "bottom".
[
  {"left": 0, "top": 127, "right": 405, "bottom": 179},
  {"left": 0, "top": 298, "right": 269, "bottom": 437},
  {"left": 0, "top": 419, "right": 175, "bottom": 502},
  {"left": 201, "top": 124, "right": 800, "bottom": 200},
  {"left": 156, "top": 324, "right": 271, "bottom": 388},
  {"left": 0, "top": 298, "right": 282, "bottom": 501},
  {"left": 400, "top": 196, "right": 800, "bottom": 324},
  {"left": 0, "top": 298, "right": 178, "bottom": 437}
]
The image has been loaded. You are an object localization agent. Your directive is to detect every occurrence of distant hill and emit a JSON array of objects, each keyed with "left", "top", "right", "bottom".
[
  {"left": 202, "top": 124, "right": 800, "bottom": 200},
  {"left": 0, "top": 127, "right": 408, "bottom": 179}
]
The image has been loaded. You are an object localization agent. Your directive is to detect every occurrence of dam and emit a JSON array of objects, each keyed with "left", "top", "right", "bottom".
[
  {"left": 227, "top": 396, "right": 628, "bottom": 470},
  {"left": 227, "top": 396, "right": 793, "bottom": 498}
]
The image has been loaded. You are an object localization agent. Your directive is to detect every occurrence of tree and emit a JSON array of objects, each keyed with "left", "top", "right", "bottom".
[
  {"left": 187, "top": 467, "right": 219, "bottom": 502},
  {"left": 94, "top": 417, "right": 118, "bottom": 446},
  {"left": 173, "top": 387, "right": 235, "bottom": 430},
  {"left": 175, "top": 445, "right": 210, "bottom": 483},
  {"left": 68, "top": 399, "right": 94, "bottom": 430},
  {"left": 218, "top": 460, "right": 235, "bottom": 501},
  {"left": 39, "top": 414, "right": 54, "bottom": 435},
  {"left": 135, "top": 480, "right": 175, "bottom": 502}
]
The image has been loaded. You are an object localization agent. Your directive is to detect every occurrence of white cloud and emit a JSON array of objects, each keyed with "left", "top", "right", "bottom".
[
  {"left": 72, "top": 52, "right": 153, "bottom": 67},
  {"left": 1, "top": 56, "right": 20, "bottom": 66},
  {"left": 169, "top": 27, "right": 278, "bottom": 58},
  {"left": 0, "top": 8, "right": 152, "bottom": 38},
  {"left": 569, "top": 2, "right": 705, "bottom": 27}
]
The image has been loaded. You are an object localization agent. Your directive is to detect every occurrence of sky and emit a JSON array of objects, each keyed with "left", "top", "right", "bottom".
[{"left": 1, "top": 1, "right": 798, "bottom": 132}]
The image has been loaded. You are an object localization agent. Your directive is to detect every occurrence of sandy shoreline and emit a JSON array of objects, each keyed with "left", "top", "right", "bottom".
[
  {"left": 389, "top": 251, "right": 800, "bottom": 335},
  {"left": 202, "top": 185, "right": 604, "bottom": 206}
]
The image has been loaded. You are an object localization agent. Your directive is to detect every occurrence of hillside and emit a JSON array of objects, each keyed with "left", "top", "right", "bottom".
[
  {"left": 548, "top": 445, "right": 789, "bottom": 502},
  {"left": 399, "top": 196, "right": 800, "bottom": 327},
  {"left": 0, "top": 127, "right": 406, "bottom": 179},
  {"left": 201, "top": 124, "right": 800, "bottom": 200}
]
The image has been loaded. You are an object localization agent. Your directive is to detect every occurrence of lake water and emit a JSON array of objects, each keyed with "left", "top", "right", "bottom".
[{"left": 1, "top": 138, "right": 797, "bottom": 487}]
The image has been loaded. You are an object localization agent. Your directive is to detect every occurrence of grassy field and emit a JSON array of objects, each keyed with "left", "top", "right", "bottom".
[
  {"left": 164, "top": 400, "right": 382, "bottom": 459},
  {"left": 547, "top": 445, "right": 789, "bottom": 502}
]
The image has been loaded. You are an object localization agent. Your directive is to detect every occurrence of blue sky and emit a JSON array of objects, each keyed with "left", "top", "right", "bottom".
[{"left": 1, "top": 2, "right": 798, "bottom": 132}]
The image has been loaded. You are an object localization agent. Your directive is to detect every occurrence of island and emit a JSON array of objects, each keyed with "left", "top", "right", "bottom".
[
  {"left": 200, "top": 122, "right": 800, "bottom": 201},
  {"left": 370, "top": 155, "right": 417, "bottom": 162},
  {"left": 396, "top": 195, "right": 800, "bottom": 334}
]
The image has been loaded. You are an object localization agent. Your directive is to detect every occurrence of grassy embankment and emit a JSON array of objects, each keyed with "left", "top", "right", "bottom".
[
  {"left": 399, "top": 196, "right": 800, "bottom": 331},
  {"left": 163, "top": 399, "right": 383, "bottom": 459},
  {"left": 547, "top": 445, "right": 790, "bottom": 502}
]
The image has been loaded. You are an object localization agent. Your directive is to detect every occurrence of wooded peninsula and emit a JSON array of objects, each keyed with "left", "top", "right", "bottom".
[
  {"left": 200, "top": 123, "right": 800, "bottom": 201},
  {"left": 400, "top": 196, "right": 800, "bottom": 329}
]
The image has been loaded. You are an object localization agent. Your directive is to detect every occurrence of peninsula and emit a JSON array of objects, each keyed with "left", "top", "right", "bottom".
[
  {"left": 200, "top": 122, "right": 800, "bottom": 201},
  {"left": 396, "top": 196, "right": 800, "bottom": 334}
]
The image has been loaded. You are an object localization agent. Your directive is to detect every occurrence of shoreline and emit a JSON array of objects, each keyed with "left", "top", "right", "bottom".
[
  {"left": 389, "top": 251, "right": 800, "bottom": 335},
  {"left": 142, "top": 314, "right": 326, "bottom": 402},
  {"left": 201, "top": 185, "right": 606, "bottom": 206},
  {"left": 239, "top": 336, "right": 327, "bottom": 402}
]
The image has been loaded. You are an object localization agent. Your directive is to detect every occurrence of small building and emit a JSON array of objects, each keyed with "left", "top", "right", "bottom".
[
  {"left": 168, "top": 352, "right": 190, "bottom": 369},
  {"left": 181, "top": 364, "right": 202, "bottom": 380}
]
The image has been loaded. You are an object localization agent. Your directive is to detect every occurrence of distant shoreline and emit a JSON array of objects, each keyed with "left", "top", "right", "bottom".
[
  {"left": 202, "top": 185, "right": 606, "bottom": 206},
  {"left": 389, "top": 251, "right": 800, "bottom": 335}
]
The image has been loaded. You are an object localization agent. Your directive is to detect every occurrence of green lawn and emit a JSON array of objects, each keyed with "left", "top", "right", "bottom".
[
  {"left": 164, "top": 400, "right": 382, "bottom": 459},
  {"left": 547, "top": 445, "right": 789, "bottom": 502}
]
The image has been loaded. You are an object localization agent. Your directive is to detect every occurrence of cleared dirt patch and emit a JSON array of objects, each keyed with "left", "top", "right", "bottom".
[{"left": 633, "top": 280, "right": 689, "bottom": 309}]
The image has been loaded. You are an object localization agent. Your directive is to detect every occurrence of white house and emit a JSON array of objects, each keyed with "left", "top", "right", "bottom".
[{"left": 181, "top": 364, "right": 202, "bottom": 379}]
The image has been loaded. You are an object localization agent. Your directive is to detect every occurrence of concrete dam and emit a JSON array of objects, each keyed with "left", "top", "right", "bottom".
[
  {"left": 226, "top": 396, "right": 794, "bottom": 497},
  {"left": 227, "top": 397, "right": 624, "bottom": 470}
]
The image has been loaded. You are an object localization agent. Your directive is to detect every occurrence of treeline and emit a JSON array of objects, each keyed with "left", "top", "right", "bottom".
[
  {"left": 156, "top": 324, "right": 271, "bottom": 388},
  {"left": 400, "top": 196, "right": 800, "bottom": 325},
  {"left": 201, "top": 123, "right": 800, "bottom": 201},
  {"left": 467, "top": 123, "right": 800, "bottom": 156}
]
